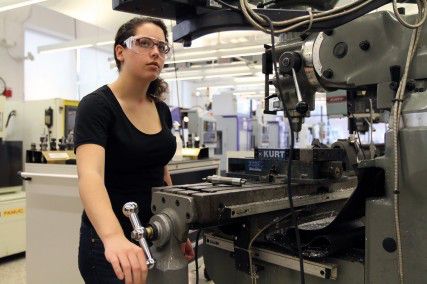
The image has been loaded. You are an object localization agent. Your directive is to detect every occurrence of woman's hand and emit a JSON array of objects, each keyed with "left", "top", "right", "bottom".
[
  {"left": 103, "top": 234, "right": 148, "bottom": 284},
  {"left": 180, "top": 238, "right": 195, "bottom": 261}
]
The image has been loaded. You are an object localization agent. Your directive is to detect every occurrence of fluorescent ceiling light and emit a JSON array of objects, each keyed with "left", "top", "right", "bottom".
[
  {"left": 165, "top": 41, "right": 265, "bottom": 64},
  {"left": 39, "top": 43, "right": 93, "bottom": 54},
  {"left": 233, "top": 91, "right": 266, "bottom": 98},
  {"left": 205, "top": 72, "right": 253, "bottom": 79},
  {"left": 196, "top": 84, "right": 274, "bottom": 90},
  {"left": 234, "top": 91, "right": 259, "bottom": 96},
  {"left": 166, "top": 47, "right": 264, "bottom": 64},
  {"left": 196, "top": 84, "right": 269, "bottom": 90},
  {"left": 235, "top": 83, "right": 265, "bottom": 88},
  {"left": 234, "top": 76, "right": 264, "bottom": 83},
  {"left": 217, "top": 45, "right": 262, "bottom": 52},
  {"left": 0, "top": 0, "right": 47, "bottom": 13},
  {"left": 175, "top": 50, "right": 217, "bottom": 57},
  {"left": 163, "top": 71, "right": 261, "bottom": 82},
  {"left": 166, "top": 56, "right": 217, "bottom": 64},
  {"left": 38, "top": 36, "right": 264, "bottom": 62},
  {"left": 161, "top": 64, "right": 261, "bottom": 80},
  {"left": 37, "top": 35, "right": 114, "bottom": 54},
  {"left": 96, "top": 40, "right": 115, "bottom": 46},
  {"left": 221, "top": 52, "right": 262, "bottom": 58},
  {"left": 165, "top": 76, "right": 204, "bottom": 81},
  {"left": 238, "top": 94, "right": 265, "bottom": 98},
  {"left": 196, "top": 85, "right": 235, "bottom": 90}
]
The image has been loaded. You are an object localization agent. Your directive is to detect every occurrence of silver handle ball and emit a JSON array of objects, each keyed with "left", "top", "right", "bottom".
[{"left": 122, "top": 202, "right": 139, "bottom": 217}]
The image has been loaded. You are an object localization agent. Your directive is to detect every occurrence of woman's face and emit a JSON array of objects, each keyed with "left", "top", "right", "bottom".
[{"left": 120, "top": 23, "right": 168, "bottom": 81}]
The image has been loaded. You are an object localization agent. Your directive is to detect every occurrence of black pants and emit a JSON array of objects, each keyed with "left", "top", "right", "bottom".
[{"left": 78, "top": 221, "right": 124, "bottom": 284}]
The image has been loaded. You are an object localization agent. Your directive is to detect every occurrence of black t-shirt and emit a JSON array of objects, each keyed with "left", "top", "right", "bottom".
[{"left": 74, "top": 85, "right": 177, "bottom": 239}]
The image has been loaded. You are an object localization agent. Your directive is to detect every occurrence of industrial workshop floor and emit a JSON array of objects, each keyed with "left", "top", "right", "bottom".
[{"left": 0, "top": 253, "right": 214, "bottom": 284}]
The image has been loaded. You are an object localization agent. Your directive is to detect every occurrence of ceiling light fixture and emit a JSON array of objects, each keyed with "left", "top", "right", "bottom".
[
  {"left": 95, "top": 40, "right": 115, "bottom": 46},
  {"left": 204, "top": 72, "right": 253, "bottom": 79},
  {"left": 38, "top": 43, "right": 94, "bottom": 54},
  {"left": 164, "top": 76, "right": 204, "bottom": 82},
  {"left": 37, "top": 35, "right": 114, "bottom": 54},
  {"left": 37, "top": 36, "right": 266, "bottom": 63},
  {"left": 234, "top": 75, "right": 264, "bottom": 83},
  {"left": 196, "top": 85, "right": 235, "bottom": 90}
]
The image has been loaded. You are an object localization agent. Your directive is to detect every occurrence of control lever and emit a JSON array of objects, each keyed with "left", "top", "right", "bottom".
[
  {"left": 203, "top": 175, "right": 247, "bottom": 186},
  {"left": 122, "top": 202, "right": 156, "bottom": 269},
  {"left": 291, "top": 68, "right": 309, "bottom": 115}
]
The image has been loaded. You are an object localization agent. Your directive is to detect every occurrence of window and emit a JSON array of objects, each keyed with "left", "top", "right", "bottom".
[
  {"left": 78, "top": 48, "right": 118, "bottom": 98},
  {"left": 24, "top": 29, "right": 77, "bottom": 101}
]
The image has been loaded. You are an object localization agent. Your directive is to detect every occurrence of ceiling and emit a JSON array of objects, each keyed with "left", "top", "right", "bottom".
[
  {"left": 27, "top": 0, "right": 422, "bottom": 97},
  {"left": 34, "top": 0, "right": 273, "bottom": 93},
  {"left": 39, "top": 0, "right": 135, "bottom": 32}
]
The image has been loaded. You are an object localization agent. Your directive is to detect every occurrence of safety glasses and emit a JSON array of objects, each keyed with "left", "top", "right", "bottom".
[{"left": 123, "top": 36, "right": 171, "bottom": 57}]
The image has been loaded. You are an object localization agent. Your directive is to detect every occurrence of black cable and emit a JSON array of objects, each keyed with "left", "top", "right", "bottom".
[
  {"left": 5, "top": 110, "right": 16, "bottom": 128},
  {"left": 0, "top": 76, "right": 6, "bottom": 94},
  {"left": 248, "top": 212, "right": 294, "bottom": 283},
  {"left": 195, "top": 229, "right": 202, "bottom": 284},
  {"left": 208, "top": 2, "right": 306, "bottom": 282},
  {"left": 258, "top": 13, "right": 306, "bottom": 284},
  {"left": 349, "top": 112, "right": 367, "bottom": 160}
]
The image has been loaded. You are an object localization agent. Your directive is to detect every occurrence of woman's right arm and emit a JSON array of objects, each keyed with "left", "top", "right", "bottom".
[{"left": 76, "top": 144, "right": 148, "bottom": 284}]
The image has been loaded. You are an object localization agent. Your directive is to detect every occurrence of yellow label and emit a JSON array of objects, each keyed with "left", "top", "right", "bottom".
[{"left": 1, "top": 208, "right": 25, "bottom": 217}]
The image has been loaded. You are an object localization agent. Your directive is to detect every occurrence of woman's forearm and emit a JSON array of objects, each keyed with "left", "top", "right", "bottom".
[{"left": 79, "top": 173, "right": 124, "bottom": 241}]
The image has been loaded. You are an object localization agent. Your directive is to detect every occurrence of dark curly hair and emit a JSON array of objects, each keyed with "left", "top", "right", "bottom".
[{"left": 114, "top": 17, "right": 169, "bottom": 101}]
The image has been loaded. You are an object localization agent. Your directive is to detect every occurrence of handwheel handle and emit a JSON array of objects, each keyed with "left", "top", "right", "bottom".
[{"left": 123, "top": 202, "right": 156, "bottom": 269}]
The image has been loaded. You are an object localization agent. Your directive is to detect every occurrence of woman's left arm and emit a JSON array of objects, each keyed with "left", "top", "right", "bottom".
[{"left": 164, "top": 165, "right": 173, "bottom": 186}]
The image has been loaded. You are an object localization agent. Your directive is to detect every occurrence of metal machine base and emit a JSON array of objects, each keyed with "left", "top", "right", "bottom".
[{"left": 203, "top": 233, "right": 364, "bottom": 284}]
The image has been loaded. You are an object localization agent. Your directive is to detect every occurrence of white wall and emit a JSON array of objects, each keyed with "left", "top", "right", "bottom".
[
  {"left": 1, "top": 5, "right": 118, "bottom": 103},
  {"left": 24, "top": 29, "right": 78, "bottom": 100},
  {"left": 0, "top": 8, "right": 27, "bottom": 101},
  {"left": 78, "top": 48, "right": 118, "bottom": 98},
  {"left": 166, "top": 80, "right": 195, "bottom": 108}
]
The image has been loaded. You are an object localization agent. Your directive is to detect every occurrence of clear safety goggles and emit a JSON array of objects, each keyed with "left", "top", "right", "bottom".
[{"left": 123, "top": 36, "right": 171, "bottom": 57}]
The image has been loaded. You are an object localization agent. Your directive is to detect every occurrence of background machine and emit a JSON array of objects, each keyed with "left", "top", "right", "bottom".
[
  {"left": 113, "top": 1, "right": 427, "bottom": 283},
  {"left": 187, "top": 108, "right": 218, "bottom": 149},
  {"left": 0, "top": 95, "right": 25, "bottom": 258},
  {"left": 24, "top": 98, "right": 78, "bottom": 164}
]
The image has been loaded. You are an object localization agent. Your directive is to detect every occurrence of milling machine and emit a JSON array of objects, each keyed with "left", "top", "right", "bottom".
[{"left": 113, "top": 1, "right": 427, "bottom": 283}]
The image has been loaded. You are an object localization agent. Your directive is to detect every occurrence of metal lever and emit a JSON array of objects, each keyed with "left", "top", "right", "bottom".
[
  {"left": 203, "top": 175, "right": 247, "bottom": 186},
  {"left": 292, "top": 68, "right": 309, "bottom": 115},
  {"left": 122, "top": 202, "right": 156, "bottom": 269}
]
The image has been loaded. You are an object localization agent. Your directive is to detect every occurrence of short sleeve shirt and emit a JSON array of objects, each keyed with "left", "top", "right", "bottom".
[{"left": 74, "top": 85, "right": 176, "bottom": 237}]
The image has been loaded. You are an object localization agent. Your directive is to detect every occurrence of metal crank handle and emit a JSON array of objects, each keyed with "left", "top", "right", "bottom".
[
  {"left": 203, "top": 175, "right": 247, "bottom": 186},
  {"left": 122, "top": 202, "right": 156, "bottom": 269}
]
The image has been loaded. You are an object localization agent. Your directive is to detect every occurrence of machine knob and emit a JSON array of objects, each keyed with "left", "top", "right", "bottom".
[
  {"left": 122, "top": 202, "right": 156, "bottom": 270},
  {"left": 123, "top": 202, "right": 139, "bottom": 216},
  {"left": 279, "top": 52, "right": 302, "bottom": 74},
  {"left": 296, "top": 101, "right": 309, "bottom": 115}
]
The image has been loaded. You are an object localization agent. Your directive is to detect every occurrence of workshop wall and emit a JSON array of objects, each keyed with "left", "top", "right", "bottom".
[
  {"left": 1, "top": 5, "right": 119, "bottom": 102},
  {"left": 0, "top": 8, "right": 26, "bottom": 101}
]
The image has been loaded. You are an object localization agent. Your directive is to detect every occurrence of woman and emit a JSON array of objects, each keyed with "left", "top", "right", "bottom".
[{"left": 75, "top": 17, "right": 194, "bottom": 284}]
